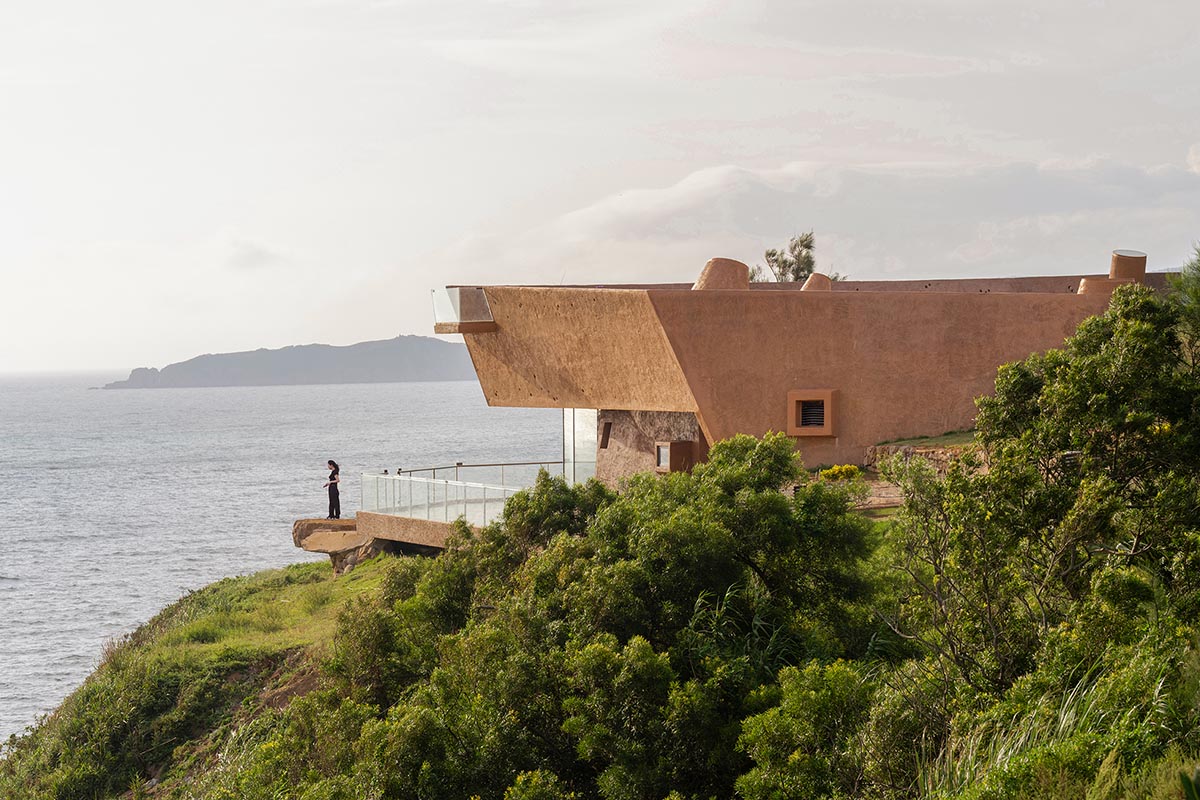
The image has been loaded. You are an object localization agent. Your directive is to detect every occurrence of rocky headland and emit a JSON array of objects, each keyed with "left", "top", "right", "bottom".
[{"left": 103, "top": 335, "right": 474, "bottom": 389}]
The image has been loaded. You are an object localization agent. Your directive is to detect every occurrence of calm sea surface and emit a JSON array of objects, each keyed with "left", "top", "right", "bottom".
[{"left": 0, "top": 375, "right": 560, "bottom": 739}]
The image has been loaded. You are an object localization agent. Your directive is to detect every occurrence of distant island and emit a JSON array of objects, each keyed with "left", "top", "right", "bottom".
[{"left": 102, "top": 335, "right": 475, "bottom": 389}]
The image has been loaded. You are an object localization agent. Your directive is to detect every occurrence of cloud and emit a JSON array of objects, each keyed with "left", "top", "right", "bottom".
[
  {"left": 433, "top": 158, "right": 1200, "bottom": 287},
  {"left": 225, "top": 237, "right": 287, "bottom": 271},
  {"left": 1189, "top": 144, "right": 1200, "bottom": 175}
]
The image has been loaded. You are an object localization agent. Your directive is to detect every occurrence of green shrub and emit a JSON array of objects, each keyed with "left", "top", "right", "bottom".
[
  {"left": 504, "top": 770, "right": 577, "bottom": 800},
  {"left": 737, "top": 660, "right": 874, "bottom": 799}
]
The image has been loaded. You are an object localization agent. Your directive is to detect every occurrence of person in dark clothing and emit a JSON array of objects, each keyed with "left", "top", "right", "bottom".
[{"left": 324, "top": 460, "right": 341, "bottom": 519}]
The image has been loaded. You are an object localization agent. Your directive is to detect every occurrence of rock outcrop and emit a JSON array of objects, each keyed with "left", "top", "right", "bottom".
[{"left": 292, "top": 518, "right": 377, "bottom": 576}]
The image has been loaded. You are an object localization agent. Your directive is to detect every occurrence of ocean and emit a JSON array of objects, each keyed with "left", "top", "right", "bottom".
[{"left": 0, "top": 375, "right": 561, "bottom": 740}]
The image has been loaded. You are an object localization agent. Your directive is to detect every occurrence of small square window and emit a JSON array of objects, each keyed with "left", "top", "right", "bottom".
[
  {"left": 787, "top": 390, "right": 836, "bottom": 437},
  {"left": 600, "top": 421, "right": 613, "bottom": 449}
]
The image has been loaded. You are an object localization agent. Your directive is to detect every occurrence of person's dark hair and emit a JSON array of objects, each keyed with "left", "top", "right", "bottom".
[{"left": 327, "top": 460, "right": 339, "bottom": 470}]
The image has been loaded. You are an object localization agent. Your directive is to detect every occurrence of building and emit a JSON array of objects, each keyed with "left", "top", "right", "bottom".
[
  {"left": 297, "top": 249, "right": 1164, "bottom": 561},
  {"left": 434, "top": 249, "right": 1162, "bottom": 483}
]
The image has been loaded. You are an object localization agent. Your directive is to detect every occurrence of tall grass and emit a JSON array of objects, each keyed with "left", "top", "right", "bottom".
[{"left": 917, "top": 665, "right": 1172, "bottom": 797}]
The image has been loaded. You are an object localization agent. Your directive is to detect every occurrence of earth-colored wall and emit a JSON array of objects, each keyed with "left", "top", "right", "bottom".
[
  {"left": 646, "top": 288, "right": 1112, "bottom": 465},
  {"left": 462, "top": 286, "right": 696, "bottom": 412},
  {"left": 595, "top": 410, "right": 706, "bottom": 486},
  {"left": 462, "top": 277, "right": 1137, "bottom": 470}
]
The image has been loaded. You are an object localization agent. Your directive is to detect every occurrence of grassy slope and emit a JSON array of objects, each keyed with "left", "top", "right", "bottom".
[
  {"left": 0, "top": 559, "right": 391, "bottom": 800},
  {"left": 4, "top": 505, "right": 1195, "bottom": 800},
  {"left": 0, "top": 502, "right": 896, "bottom": 800},
  {"left": 878, "top": 429, "right": 977, "bottom": 448}
]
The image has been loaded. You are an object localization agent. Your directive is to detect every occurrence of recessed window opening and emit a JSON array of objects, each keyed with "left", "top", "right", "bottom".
[
  {"left": 787, "top": 389, "right": 835, "bottom": 437},
  {"left": 799, "top": 400, "right": 825, "bottom": 427},
  {"left": 600, "top": 421, "right": 613, "bottom": 449},
  {"left": 656, "top": 444, "right": 670, "bottom": 468}
]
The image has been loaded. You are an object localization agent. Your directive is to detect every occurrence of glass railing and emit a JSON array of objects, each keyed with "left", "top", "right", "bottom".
[
  {"left": 360, "top": 460, "right": 564, "bottom": 528},
  {"left": 395, "top": 461, "right": 564, "bottom": 487},
  {"left": 431, "top": 286, "right": 494, "bottom": 325}
]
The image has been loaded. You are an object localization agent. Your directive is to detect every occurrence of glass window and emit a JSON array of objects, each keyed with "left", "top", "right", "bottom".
[
  {"left": 656, "top": 444, "right": 671, "bottom": 469},
  {"left": 563, "top": 409, "right": 597, "bottom": 483}
]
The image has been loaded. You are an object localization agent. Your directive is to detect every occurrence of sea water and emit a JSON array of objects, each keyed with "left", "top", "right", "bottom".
[{"left": 0, "top": 375, "right": 560, "bottom": 739}]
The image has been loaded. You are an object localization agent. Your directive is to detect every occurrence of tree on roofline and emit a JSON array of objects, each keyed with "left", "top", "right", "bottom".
[{"left": 750, "top": 231, "right": 842, "bottom": 282}]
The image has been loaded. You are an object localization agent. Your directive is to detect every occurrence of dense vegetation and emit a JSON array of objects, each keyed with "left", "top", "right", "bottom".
[{"left": 4, "top": 256, "right": 1200, "bottom": 799}]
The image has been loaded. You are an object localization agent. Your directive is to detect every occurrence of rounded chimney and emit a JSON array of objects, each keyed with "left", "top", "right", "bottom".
[
  {"left": 692, "top": 258, "right": 750, "bottom": 291},
  {"left": 1109, "top": 249, "right": 1147, "bottom": 282},
  {"left": 800, "top": 272, "right": 833, "bottom": 291}
]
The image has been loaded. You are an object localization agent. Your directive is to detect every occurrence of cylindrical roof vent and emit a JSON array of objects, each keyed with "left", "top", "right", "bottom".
[
  {"left": 800, "top": 272, "right": 833, "bottom": 291},
  {"left": 692, "top": 258, "right": 750, "bottom": 291},
  {"left": 1109, "top": 249, "right": 1147, "bottom": 282}
]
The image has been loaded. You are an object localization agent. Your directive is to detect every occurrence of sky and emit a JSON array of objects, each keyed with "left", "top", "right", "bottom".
[{"left": 1, "top": 0, "right": 1198, "bottom": 372}]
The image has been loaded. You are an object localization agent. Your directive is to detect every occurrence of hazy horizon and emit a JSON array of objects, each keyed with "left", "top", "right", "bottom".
[
  {"left": 0, "top": 332, "right": 471, "bottom": 377},
  {"left": 3, "top": 0, "right": 1198, "bottom": 372}
]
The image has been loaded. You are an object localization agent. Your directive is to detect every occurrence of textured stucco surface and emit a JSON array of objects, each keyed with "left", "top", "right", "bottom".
[
  {"left": 464, "top": 286, "right": 696, "bottom": 412},
  {"left": 596, "top": 410, "right": 706, "bottom": 486},
  {"left": 458, "top": 268, "right": 1167, "bottom": 472},
  {"left": 693, "top": 258, "right": 750, "bottom": 291},
  {"left": 647, "top": 287, "right": 1112, "bottom": 465}
]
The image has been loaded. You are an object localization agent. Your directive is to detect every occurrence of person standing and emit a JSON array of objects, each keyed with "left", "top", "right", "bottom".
[{"left": 324, "top": 460, "right": 341, "bottom": 519}]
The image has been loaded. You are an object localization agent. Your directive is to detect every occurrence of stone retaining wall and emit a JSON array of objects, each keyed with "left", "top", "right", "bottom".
[{"left": 863, "top": 443, "right": 984, "bottom": 474}]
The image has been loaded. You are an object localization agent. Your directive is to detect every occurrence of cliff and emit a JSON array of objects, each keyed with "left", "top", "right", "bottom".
[
  {"left": 102, "top": 335, "right": 474, "bottom": 389},
  {"left": 0, "top": 559, "right": 379, "bottom": 798}
]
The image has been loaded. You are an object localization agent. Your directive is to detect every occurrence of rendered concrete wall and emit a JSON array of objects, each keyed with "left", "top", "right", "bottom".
[
  {"left": 356, "top": 512, "right": 456, "bottom": 550},
  {"left": 458, "top": 271, "right": 1164, "bottom": 473},
  {"left": 646, "top": 287, "right": 1112, "bottom": 466},
  {"left": 463, "top": 286, "right": 696, "bottom": 412}
]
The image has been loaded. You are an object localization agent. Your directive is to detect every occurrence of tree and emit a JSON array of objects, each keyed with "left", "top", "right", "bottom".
[
  {"left": 326, "top": 434, "right": 874, "bottom": 800},
  {"left": 736, "top": 660, "right": 874, "bottom": 799},
  {"left": 750, "top": 232, "right": 844, "bottom": 283},
  {"left": 882, "top": 283, "right": 1200, "bottom": 696},
  {"left": 751, "top": 232, "right": 815, "bottom": 282},
  {"left": 1168, "top": 242, "right": 1200, "bottom": 371}
]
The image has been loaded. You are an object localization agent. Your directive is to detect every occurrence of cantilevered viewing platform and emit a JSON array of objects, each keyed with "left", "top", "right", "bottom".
[{"left": 294, "top": 459, "right": 567, "bottom": 572}]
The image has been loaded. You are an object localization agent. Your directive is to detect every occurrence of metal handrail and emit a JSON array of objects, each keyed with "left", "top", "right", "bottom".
[
  {"left": 362, "top": 473, "right": 515, "bottom": 494},
  {"left": 396, "top": 460, "right": 564, "bottom": 476}
]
